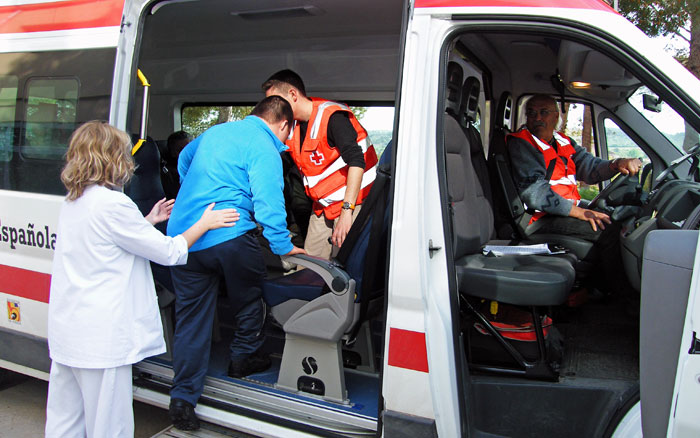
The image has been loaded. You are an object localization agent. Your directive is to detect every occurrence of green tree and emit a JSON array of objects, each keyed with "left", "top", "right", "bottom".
[
  {"left": 617, "top": 1, "right": 699, "bottom": 79},
  {"left": 616, "top": 1, "right": 700, "bottom": 151},
  {"left": 182, "top": 105, "right": 254, "bottom": 137},
  {"left": 350, "top": 106, "right": 368, "bottom": 121}
]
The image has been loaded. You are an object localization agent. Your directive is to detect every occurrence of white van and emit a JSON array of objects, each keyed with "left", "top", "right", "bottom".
[{"left": 1, "top": 0, "right": 699, "bottom": 436}]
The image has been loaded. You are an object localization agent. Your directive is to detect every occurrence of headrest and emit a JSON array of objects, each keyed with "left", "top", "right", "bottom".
[
  {"left": 495, "top": 92, "right": 514, "bottom": 131},
  {"left": 445, "top": 62, "right": 463, "bottom": 115},
  {"left": 460, "top": 77, "right": 480, "bottom": 125}
]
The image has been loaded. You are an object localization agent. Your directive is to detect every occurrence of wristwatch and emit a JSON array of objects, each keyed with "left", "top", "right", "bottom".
[{"left": 341, "top": 201, "right": 355, "bottom": 211}]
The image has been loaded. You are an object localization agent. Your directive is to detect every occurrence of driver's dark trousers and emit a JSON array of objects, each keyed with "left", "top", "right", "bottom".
[
  {"left": 528, "top": 214, "right": 629, "bottom": 295},
  {"left": 169, "top": 232, "right": 267, "bottom": 406}
]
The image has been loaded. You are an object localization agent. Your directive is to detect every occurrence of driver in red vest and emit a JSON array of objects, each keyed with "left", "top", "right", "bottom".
[
  {"left": 508, "top": 94, "right": 642, "bottom": 296},
  {"left": 263, "top": 70, "right": 378, "bottom": 259},
  {"left": 508, "top": 94, "right": 642, "bottom": 234}
]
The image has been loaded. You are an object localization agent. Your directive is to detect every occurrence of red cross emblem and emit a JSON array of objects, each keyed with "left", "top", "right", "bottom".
[{"left": 310, "top": 150, "right": 325, "bottom": 166}]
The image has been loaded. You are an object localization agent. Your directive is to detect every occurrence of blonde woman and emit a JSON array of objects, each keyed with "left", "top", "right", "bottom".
[{"left": 45, "top": 121, "right": 239, "bottom": 438}]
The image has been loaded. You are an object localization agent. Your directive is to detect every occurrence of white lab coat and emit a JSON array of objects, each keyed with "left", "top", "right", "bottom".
[{"left": 48, "top": 184, "right": 188, "bottom": 368}]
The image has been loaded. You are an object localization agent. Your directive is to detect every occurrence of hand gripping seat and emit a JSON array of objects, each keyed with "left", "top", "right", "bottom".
[
  {"left": 261, "top": 143, "right": 392, "bottom": 403},
  {"left": 443, "top": 67, "right": 575, "bottom": 380}
]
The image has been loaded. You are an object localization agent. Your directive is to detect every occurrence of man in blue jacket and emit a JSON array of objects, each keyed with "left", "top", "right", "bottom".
[{"left": 166, "top": 96, "right": 304, "bottom": 431}]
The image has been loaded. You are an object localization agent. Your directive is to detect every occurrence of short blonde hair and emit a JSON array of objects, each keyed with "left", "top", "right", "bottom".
[{"left": 61, "top": 121, "right": 134, "bottom": 201}]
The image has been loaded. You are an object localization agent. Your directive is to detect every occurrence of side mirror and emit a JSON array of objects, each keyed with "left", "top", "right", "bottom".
[{"left": 643, "top": 94, "right": 663, "bottom": 113}]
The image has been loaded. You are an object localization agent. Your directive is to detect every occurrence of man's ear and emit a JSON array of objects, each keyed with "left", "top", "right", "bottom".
[
  {"left": 288, "top": 87, "right": 298, "bottom": 103},
  {"left": 278, "top": 120, "right": 291, "bottom": 139}
]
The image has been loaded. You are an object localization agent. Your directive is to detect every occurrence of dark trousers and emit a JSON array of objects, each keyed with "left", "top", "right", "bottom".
[
  {"left": 169, "top": 232, "right": 266, "bottom": 406},
  {"left": 531, "top": 214, "right": 628, "bottom": 294}
]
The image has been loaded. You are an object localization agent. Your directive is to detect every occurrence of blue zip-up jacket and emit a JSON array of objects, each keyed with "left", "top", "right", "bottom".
[{"left": 167, "top": 115, "right": 293, "bottom": 254}]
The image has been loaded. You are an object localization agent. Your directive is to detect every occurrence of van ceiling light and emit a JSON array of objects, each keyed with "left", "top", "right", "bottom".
[
  {"left": 571, "top": 81, "right": 591, "bottom": 89},
  {"left": 231, "top": 6, "right": 324, "bottom": 20}
]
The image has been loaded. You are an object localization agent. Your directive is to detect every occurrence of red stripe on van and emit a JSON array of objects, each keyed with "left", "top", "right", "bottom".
[
  {"left": 0, "top": 264, "right": 50, "bottom": 303},
  {"left": 387, "top": 328, "right": 429, "bottom": 373},
  {"left": 414, "top": 0, "right": 614, "bottom": 12},
  {"left": 0, "top": 0, "right": 124, "bottom": 34}
]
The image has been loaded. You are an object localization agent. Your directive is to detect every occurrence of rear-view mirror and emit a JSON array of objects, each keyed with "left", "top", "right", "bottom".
[{"left": 643, "top": 94, "right": 663, "bottom": 113}]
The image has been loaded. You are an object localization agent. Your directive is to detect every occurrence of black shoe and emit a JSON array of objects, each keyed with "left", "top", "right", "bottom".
[
  {"left": 228, "top": 352, "right": 271, "bottom": 378},
  {"left": 168, "top": 398, "right": 200, "bottom": 431}
]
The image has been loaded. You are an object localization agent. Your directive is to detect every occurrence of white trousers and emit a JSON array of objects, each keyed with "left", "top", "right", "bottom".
[{"left": 45, "top": 361, "right": 134, "bottom": 438}]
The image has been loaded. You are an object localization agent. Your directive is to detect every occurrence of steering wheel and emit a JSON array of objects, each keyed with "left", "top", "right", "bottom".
[
  {"left": 587, "top": 173, "right": 634, "bottom": 210},
  {"left": 654, "top": 143, "right": 700, "bottom": 189}
]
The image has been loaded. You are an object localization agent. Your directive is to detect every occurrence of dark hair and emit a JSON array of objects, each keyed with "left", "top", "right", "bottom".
[
  {"left": 261, "top": 69, "right": 306, "bottom": 96},
  {"left": 166, "top": 130, "right": 191, "bottom": 158},
  {"left": 251, "top": 95, "right": 294, "bottom": 126},
  {"left": 167, "top": 130, "right": 190, "bottom": 146}
]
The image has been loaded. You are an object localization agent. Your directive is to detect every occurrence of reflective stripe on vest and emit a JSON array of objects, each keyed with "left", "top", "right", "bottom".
[
  {"left": 286, "top": 98, "right": 378, "bottom": 220},
  {"left": 508, "top": 128, "right": 581, "bottom": 222}
]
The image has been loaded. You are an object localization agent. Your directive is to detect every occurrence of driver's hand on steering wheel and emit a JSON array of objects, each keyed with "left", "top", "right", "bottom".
[
  {"left": 611, "top": 157, "right": 643, "bottom": 175},
  {"left": 569, "top": 205, "right": 612, "bottom": 232}
]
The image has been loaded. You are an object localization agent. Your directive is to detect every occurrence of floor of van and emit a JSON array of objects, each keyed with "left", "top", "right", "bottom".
[
  {"left": 205, "top": 327, "right": 380, "bottom": 419},
  {"left": 142, "top": 304, "right": 381, "bottom": 425},
  {"left": 466, "top": 292, "right": 640, "bottom": 437},
  {"left": 464, "top": 288, "right": 639, "bottom": 381},
  {"left": 557, "top": 291, "right": 639, "bottom": 380}
]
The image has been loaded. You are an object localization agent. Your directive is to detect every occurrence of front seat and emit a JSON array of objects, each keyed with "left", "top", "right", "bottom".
[{"left": 444, "top": 65, "right": 575, "bottom": 380}]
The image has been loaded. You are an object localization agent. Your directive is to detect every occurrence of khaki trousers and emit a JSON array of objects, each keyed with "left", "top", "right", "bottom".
[{"left": 304, "top": 205, "right": 362, "bottom": 259}]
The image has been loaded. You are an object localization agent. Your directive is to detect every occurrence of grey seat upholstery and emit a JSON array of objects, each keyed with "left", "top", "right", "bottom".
[
  {"left": 444, "top": 63, "right": 574, "bottom": 379},
  {"left": 456, "top": 254, "right": 571, "bottom": 306},
  {"left": 444, "top": 84, "right": 575, "bottom": 304}
]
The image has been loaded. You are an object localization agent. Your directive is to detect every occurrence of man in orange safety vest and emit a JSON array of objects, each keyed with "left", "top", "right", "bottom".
[{"left": 262, "top": 69, "right": 378, "bottom": 259}]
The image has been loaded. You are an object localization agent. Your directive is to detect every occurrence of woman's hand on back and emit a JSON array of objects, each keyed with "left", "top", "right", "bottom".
[{"left": 200, "top": 202, "right": 239, "bottom": 230}]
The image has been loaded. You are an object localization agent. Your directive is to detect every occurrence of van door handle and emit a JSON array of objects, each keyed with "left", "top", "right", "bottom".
[{"left": 429, "top": 239, "right": 442, "bottom": 258}]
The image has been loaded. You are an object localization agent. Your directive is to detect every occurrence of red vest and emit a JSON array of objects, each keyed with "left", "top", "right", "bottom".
[
  {"left": 508, "top": 128, "right": 580, "bottom": 222},
  {"left": 286, "top": 98, "right": 378, "bottom": 220}
]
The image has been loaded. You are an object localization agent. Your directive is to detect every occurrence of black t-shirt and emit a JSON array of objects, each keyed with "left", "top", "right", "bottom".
[{"left": 298, "top": 112, "right": 366, "bottom": 168}]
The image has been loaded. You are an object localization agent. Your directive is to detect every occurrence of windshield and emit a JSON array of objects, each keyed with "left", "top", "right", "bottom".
[{"left": 628, "top": 86, "right": 699, "bottom": 154}]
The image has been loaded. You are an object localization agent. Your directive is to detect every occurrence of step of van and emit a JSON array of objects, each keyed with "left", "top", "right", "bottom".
[
  {"left": 134, "top": 360, "right": 377, "bottom": 437},
  {"left": 151, "top": 422, "right": 258, "bottom": 438}
]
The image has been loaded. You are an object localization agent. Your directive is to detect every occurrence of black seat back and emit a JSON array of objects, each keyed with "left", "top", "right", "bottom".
[
  {"left": 335, "top": 141, "right": 393, "bottom": 302},
  {"left": 487, "top": 92, "right": 533, "bottom": 238},
  {"left": 125, "top": 135, "right": 166, "bottom": 217}
]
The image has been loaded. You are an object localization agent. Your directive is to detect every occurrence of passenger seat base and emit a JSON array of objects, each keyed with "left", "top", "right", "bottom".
[{"left": 276, "top": 334, "right": 349, "bottom": 404}]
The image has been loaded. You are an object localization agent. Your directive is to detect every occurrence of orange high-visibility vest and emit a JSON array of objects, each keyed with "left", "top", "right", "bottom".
[
  {"left": 287, "top": 98, "right": 378, "bottom": 220},
  {"left": 508, "top": 128, "right": 580, "bottom": 222}
]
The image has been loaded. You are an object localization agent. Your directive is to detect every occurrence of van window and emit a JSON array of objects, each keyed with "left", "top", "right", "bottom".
[
  {"left": 629, "top": 86, "right": 699, "bottom": 153},
  {"left": 182, "top": 104, "right": 395, "bottom": 157},
  {"left": 563, "top": 103, "right": 599, "bottom": 200},
  {"left": 0, "top": 75, "right": 18, "bottom": 162},
  {"left": 181, "top": 105, "right": 254, "bottom": 137},
  {"left": 603, "top": 118, "right": 650, "bottom": 165},
  {"left": 354, "top": 106, "right": 394, "bottom": 157},
  {"left": 562, "top": 102, "right": 596, "bottom": 156},
  {"left": 23, "top": 77, "right": 79, "bottom": 160}
]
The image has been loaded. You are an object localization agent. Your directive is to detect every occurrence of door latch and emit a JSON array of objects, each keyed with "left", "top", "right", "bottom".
[{"left": 429, "top": 239, "right": 442, "bottom": 258}]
